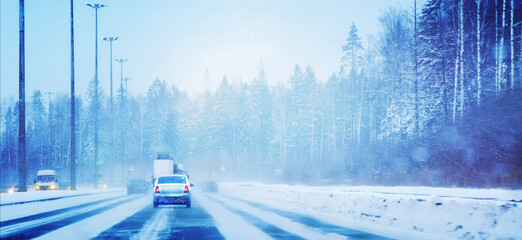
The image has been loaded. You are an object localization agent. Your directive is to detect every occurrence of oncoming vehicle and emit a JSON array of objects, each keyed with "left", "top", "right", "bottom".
[
  {"left": 153, "top": 175, "right": 193, "bottom": 208},
  {"left": 34, "top": 170, "right": 59, "bottom": 190}
]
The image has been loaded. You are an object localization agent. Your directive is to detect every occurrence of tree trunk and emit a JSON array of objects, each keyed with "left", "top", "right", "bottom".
[
  {"left": 319, "top": 119, "right": 324, "bottom": 169},
  {"left": 332, "top": 85, "right": 336, "bottom": 151},
  {"left": 459, "top": 0, "right": 465, "bottom": 117},
  {"left": 476, "top": 0, "right": 482, "bottom": 105},
  {"left": 498, "top": 0, "right": 506, "bottom": 92},
  {"left": 414, "top": 0, "right": 419, "bottom": 134},
  {"left": 310, "top": 115, "right": 314, "bottom": 164},
  {"left": 495, "top": 0, "right": 500, "bottom": 93},
  {"left": 439, "top": 4, "right": 448, "bottom": 119},
  {"left": 510, "top": 0, "right": 514, "bottom": 91},
  {"left": 453, "top": 53, "right": 459, "bottom": 123}
]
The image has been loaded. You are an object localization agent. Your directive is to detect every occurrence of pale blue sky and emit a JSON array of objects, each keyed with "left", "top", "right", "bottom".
[{"left": 1, "top": 0, "right": 416, "bottom": 100}]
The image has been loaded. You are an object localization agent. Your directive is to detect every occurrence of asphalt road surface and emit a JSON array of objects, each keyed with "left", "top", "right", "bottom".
[{"left": 1, "top": 192, "right": 392, "bottom": 240}]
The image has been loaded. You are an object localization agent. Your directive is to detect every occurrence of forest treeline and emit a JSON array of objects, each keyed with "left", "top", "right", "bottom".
[{"left": 2, "top": 0, "right": 521, "bottom": 187}]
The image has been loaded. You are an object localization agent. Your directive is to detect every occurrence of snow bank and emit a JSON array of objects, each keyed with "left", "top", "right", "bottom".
[
  {"left": 218, "top": 182, "right": 522, "bottom": 240},
  {"left": 0, "top": 188, "right": 124, "bottom": 205}
]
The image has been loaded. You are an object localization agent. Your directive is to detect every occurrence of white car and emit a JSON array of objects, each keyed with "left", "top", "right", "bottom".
[{"left": 153, "top": 174, "right": 193, "bottom": 208}]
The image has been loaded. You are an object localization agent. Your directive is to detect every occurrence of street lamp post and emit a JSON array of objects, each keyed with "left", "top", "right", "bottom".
[
  {"left": 87, "top": 3, "right": 106, "bottom": 189},
  {"left": 124, "top": 77, "right": 131, "bottom": 96},
  {"left": 103, "top": 36, "right": 118, "bottom": 182},
  {"left": 18, "top": 0, "right": 27, "bottom": 192},
  {"left": 115, "top": 59, "right": 128, "bottom": 90},
  {"left": 70, "top": 0, "right": 77, "bottom": 190}
]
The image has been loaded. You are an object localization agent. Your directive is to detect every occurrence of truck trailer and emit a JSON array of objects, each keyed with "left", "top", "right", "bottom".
[{"left": 153, "top": 153, "right": 189, "bottom": 181}]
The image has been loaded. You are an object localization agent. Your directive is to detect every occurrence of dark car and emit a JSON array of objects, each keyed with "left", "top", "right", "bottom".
[{"left": 127, "top": 179, "right": 150, "bottom": 195}]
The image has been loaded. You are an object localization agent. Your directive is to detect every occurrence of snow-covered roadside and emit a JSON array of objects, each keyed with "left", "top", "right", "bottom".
[
  {"left": 218, "top": 182, "right": 522, "bottom": 240},
  {"left": 0, "top": 188, "right": 124, "bottom": 205},
  {"left": 1, "top": 191, "right": 124, "bottom": 221}
]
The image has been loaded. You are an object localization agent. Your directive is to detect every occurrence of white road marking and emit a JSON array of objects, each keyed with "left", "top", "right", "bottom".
[
  {"left": 212, "top": 194, "right": 348, "bottom": 240},
  {"left": 34, "top": 196, "right": 150, "bottom": 240},
  {"left": 196, "top": 193, "right": 272, "bottom": 240}
]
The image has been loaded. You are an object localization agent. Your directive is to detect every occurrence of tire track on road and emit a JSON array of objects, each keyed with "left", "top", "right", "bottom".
[
  {"left": 93, "top": 203, "right": 165, "bottom": 240},
  {"left": 159, "top": 199, "right": 224, "bottom": 240},
  {"left": 221, "top": 195, "right": 393, "bottom": 240},
  {"left": 1, "top": 195, "right": 122, "bottom": 227},
  {"left": 94, "top": 197, "right": 224, "bottom": 240},
  {"left": 206, "top": 195, "right": 306, "bottom": 240},
  {"left": 1, "top": 195, "right": 141, "bottom": 240}
]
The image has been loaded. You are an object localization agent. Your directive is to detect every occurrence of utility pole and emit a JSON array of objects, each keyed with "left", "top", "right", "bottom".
[
  {"left": 103, "top": 37, "right": 118, "bottom": 182},
  {"left": 114, "top": 58, "right": 127, "bottom": 182},
  {"left": 18, "top": 0, "right": 27, "bottom": 192},
  {"left": 70, "top": 0, "right": 77, "bottom": 190},
  {"left": 87, "top": 3, "right": 106, "bottom": 189},
  {"left": 45, "top": 91, "right": 54, "bottom": 167},
  {"left": 115, "top": 59, "right": 128, "bottom": 90},
  {"left": 124, "top": 77, "right": 131, "bottom": 96}
]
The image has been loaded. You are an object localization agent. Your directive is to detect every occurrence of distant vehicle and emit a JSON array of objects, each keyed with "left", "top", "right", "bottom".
[
  {"left": 153, "top": 174, "right": 193, "bottom": 208},
  {"left": 153, "top": 152, "right": 189, "bottom": 182},
  {"left": 127, "top": 179, "right": 150, "bottom": 195},
  {"left": 34, "top": 170, "right": 59, "bottom": 190}
]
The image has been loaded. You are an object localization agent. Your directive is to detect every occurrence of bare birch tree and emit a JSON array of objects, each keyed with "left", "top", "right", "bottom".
[
  {"left": 476, "top": 0, "right": 482, "bottom": 105},
  {"left": 510, "top": 0, "right": 514, "bottom": 91},
  {"left": 459, "top": 0, "right": 464, "bottom": 117},
  {"left": 498, "top": 0, "right": 506, "bottom": 91}
]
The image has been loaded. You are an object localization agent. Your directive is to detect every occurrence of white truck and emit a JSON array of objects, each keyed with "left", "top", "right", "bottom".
[
  {"left": 34, "top": 170, "right": 59, "bottom": 190},
  {"left": 154, "top": 154, "right": 174, "bottom": 179},
  {"left": 153, "top": 153, "right": 188, "bottom": 181}
]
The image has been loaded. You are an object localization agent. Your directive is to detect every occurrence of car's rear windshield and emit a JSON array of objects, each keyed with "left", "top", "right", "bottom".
[{"left": 157, "top": 176, "right": 186, "bottom": 184}]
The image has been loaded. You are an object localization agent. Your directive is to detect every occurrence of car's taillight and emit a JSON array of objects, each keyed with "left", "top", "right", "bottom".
[
  {"left": 155, "top": 185, "right": 160, "bottom": 193},
  {"left": 184, "top": 185, "right": 189, "bottom": 193}
]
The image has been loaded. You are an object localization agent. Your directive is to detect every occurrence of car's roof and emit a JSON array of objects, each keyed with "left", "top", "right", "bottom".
[
  {"left": 37, "top": 170, "right": 56, "bottom": 175},
  {"left": 156, "top": 175, "right": 189, "bottom": 184},
  {"left": 157, "top": 174, "right": 187, "bottom": 177}
]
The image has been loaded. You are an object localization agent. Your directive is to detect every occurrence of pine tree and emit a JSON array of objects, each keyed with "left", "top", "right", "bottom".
[
  {"left": 379, "top": 7, "right": 415, "bottom": 139},
  {"left": 342, "top": 23, "right": 364, "bottom": 73},
  {"left": 28, "top": 90, "right": 46, "bottom": 169},
  {"left": 2, "top": 106, "right": 18, "bottom": 170}
]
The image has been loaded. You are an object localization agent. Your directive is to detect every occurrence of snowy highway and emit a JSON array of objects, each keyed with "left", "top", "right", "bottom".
[{"left": 0, "top": 188, "right": 393, "bottom": 240}]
